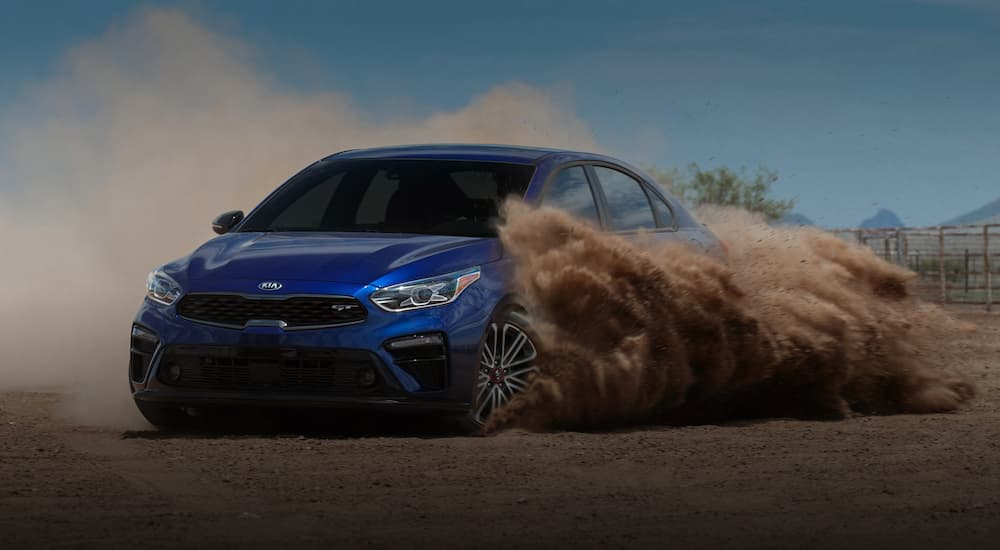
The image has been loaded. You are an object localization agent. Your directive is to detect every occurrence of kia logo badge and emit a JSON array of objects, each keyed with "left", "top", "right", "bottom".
[{"left": 258, "top": 281, "right": 283, "bottom": 291}]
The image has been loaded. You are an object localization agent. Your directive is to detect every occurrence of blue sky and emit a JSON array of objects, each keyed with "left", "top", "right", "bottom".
[{"left": 2, "top": 0, "right": 997, "bottom": 227}]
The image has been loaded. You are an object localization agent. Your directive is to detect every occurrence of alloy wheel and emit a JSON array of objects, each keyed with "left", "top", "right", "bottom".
[{"left": 474, "top": 320, "right": 537, "bottom": 425}]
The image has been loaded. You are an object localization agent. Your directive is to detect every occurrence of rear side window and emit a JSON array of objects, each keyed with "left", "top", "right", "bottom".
[
  {"left": 591, "top": 166, "right": 656, "bottom": 231},
  {"left": 541, "top": 166, "right": 601, "bottom": 226},
  {"left": 649, "top": 193, "right": 676, "bottom": 228}
]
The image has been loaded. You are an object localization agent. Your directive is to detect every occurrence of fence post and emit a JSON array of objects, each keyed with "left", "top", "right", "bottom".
[
  {"left": 964, "top": 249, "right": 970, "bottom": 294},
  {"left": 939, "top": 227, "right": 947, "bottom": 303},
  {"left": 986, "top": 225, "right": 993, "bottom": 312},
  {"left": 896, "top": 229, "right": 903, "bottom": 265}
]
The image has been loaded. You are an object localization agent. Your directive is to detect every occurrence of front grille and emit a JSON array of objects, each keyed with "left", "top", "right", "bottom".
[
  {"left": 177, "top": 294, "right": 366, "bottom": 329},
  {"left": 157, "top": 345, "right": 381, "bottom": 394}
]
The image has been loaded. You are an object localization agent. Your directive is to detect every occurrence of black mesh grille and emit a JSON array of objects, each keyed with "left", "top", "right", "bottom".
[
  {"left": 157, "top": 346, "right": 380, "bottom": 393},
  {"left": 177, "top": 294, "right": 366, "bottom": 328}
]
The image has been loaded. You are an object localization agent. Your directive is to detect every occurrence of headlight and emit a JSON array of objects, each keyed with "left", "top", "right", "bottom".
[
  {"left": 370, "top": 268, "right": 481, "bottom": 312},
  {"left": 146, "top": 270, "right": 183, "bottom": 306}
]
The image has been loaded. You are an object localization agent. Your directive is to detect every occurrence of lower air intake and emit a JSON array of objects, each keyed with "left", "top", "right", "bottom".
[{"left": 157, "top": 346, "right": 381, "bottom": 394}]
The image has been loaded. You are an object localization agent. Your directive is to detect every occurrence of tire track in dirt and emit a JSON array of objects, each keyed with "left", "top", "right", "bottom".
[{"left": 58, "top": 430, "right": 247, "bottom": 513}]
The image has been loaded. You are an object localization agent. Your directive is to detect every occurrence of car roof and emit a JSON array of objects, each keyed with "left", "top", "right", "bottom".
[{"left": 324, "top": 143, "right": 600, "bottom": 164}]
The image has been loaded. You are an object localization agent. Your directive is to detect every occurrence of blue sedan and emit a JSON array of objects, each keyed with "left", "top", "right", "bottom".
[{"left": 130, "top": 144, "right": 722, "bottom": 429}]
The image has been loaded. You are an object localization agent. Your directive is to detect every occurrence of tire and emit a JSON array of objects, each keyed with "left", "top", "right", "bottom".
[
  {"left": 135, "top": 401, "right": 192, "bottom": 431},
  {"left": 462, "top": 306, "right": 539, "bottom": 431}
]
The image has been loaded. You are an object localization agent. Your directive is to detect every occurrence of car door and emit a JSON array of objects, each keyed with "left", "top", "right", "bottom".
[
  {"left": 590, "top": 163, "right": 722, "bottom": 254},
  {"left": 586, "top": 164, "right": 697, "bottom": 246},
  {"left": 537, "top": 164, "right": 605, "bottom": 228}
]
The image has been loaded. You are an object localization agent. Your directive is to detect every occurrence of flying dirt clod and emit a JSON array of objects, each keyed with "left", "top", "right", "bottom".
[{"left": 486, "top": 202, "right": 975, "bottom": 432}]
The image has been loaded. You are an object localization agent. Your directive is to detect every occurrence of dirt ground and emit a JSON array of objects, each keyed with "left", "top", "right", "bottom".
[{"left": 2, "top": 306, "right": 999, "bottom": 550}]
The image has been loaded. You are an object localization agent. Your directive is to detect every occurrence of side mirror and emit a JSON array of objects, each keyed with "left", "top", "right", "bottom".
[{"left": 212, "top": 210, "right": 244, "bottom": 235}]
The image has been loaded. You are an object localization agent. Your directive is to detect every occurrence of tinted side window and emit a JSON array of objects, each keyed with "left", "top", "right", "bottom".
[
  {"left": 649, "top": 193, "right": 676, "bottom": 228},
  {"left": 541, "top": 166, "right": 601, "bottom": 226},
  {"left": 591, "top": 166, "right": 656, "bottom": 231}
]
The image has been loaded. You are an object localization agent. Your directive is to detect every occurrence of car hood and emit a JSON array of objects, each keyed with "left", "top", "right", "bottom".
[{"left": 183, "top": 232, "right": 502, "bottom": 285}]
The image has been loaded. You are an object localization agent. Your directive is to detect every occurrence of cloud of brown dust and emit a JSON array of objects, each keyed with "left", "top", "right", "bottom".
[
  {"left": 0, "top": 8, "right": 598, "bottom": 427},
  {"left": 487, "top": 203, "right": 975, "bottom": 432},
  {"left": 0, "top": 8, "right": 974, "bottom": 432}
]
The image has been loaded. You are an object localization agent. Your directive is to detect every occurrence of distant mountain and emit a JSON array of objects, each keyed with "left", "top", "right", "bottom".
[
  {"left": 942, "top": 197, "right": 1000, "bottom": 226},
  {"left": 778, "top": 212, "right": 815, "bottom": 226},
  {"left": 859, "top": 208, "right": 904, "bottom": 229}
]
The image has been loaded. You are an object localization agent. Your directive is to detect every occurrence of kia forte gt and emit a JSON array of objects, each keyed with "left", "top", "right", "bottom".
[{"left": 129, "top": 144, "right": 722, "bottom": 430}]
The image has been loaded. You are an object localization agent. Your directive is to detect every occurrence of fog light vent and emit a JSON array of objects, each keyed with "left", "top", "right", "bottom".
[
  {"left": 357, "top": 366, "right": 377, "bottom": 388},
  {"left": 129, "top": 325, "right": 159, "bottom": 382},
  {"left": 383, "top": 333, "right": 448, "bottom": 390},
  {"left": 164, "top": 362, "right": 183, "bottom": 383}
]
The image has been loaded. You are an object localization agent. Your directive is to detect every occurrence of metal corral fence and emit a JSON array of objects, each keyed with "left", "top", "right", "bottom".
[{"left": 830, "top": 224, "right": 998, "bottom": 311}]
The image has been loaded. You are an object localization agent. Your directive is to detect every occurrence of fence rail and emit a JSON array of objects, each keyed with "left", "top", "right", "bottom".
[{"left": 830, "top": 224, "right": 997, "bottom": 311}]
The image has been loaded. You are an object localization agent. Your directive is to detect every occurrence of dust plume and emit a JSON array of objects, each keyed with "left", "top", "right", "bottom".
[
  {"left": 486, "top": 203, "right": 975, "bottom": 432},
  {"left": 0, "top": 8, "right": 599, "bottom": 427}
]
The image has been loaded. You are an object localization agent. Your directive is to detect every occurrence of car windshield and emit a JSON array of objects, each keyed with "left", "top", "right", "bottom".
[{"left": 239, "top": 159, "right": 535, "bottom": 237}]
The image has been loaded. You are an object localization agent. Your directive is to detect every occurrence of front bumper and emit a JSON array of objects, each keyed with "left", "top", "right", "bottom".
[
  {"left": 133, "top": 388, "right": 470, "bottom": 413},
  {"left": 133, "top": 341, "right": 465, "bottom": 413},
  {"left": 129, "top": 275, "right": 505, "bottom": 413}
]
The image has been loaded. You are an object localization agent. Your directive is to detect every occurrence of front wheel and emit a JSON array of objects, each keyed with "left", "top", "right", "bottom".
[{"left": 468, "top": 308, "right": 539, "bottom": 429}]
